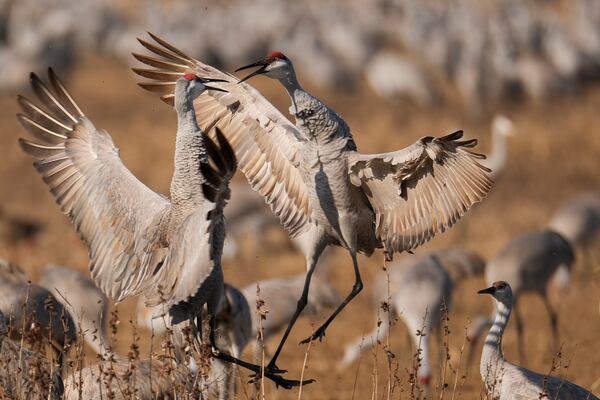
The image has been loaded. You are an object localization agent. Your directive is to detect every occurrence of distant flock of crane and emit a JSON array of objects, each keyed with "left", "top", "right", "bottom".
[
  {"left": 0, "top": 31, "right": 598, "bottom": 400},
  {"left": 2, "top": 0, "right": 600, "bottom": 113}
]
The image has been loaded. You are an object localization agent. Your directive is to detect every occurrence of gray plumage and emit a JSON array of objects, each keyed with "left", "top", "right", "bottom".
[
  {"left": 434, "top": 248, "right": 486, "bottom": 283},
  {"left": 478, "top": 281, "right": 599, "bottom": 400},
  {"left": 0, "top": 258, "right": 76, "bottom": 362},
  {"left": 208, "top": 283, "right": 252, "bottom": 400},
  {"left": 0, "top": 310, "right": 64, "bottom": 399},
  {"left": 341, "top": 253, "right": 452, "bottom": 385},
  {"left": 17, "top": 69, "right": 236, "bottom": 335},
  {"left": 133, "top": 33, "right": 492, "bottom": 372},
  {"left": 16, "top": 67, "right": 300, "bottom": 388},
  {"left": 38, "top": 263, "right": 110, "bottom": 357},
  {"left": 548, "top": 193, "right": 600, "bottom": 248},
  {"left": 484, "top": 229, "right": 575, "bottom": 361}
]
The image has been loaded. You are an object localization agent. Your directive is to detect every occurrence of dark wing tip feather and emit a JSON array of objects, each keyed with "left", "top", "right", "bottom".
[
  {"left": 147, "top": 32, "right": 194, "bottom": 62},
  {"left": 202, "top": 133, "right": 227, "bottom": 172},
  {"left": 440, "top": 130, "right": 464, "bottom": 141},
  {"left": 214, "top": 127, "right": 237, "bottom": 173},
  {"left": 200, "top": 161, "right": 222, "bottom": 188},
  {"left": 201, "top": 183, "right": 218, "bottom": 203},
  {"left": 47, "top": 67, "right": 84, "bottom": 118},
  {"left": 455, "top": 138, "right": 478, "bottom": 148}
]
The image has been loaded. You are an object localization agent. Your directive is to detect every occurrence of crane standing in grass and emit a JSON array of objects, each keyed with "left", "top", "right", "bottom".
[
  {"left": 17, "top": 68, "right": 302, "bottom": 388},
  {"left": 478, "top": 281, "right": 599, "bottom": 400},
  {"left": 134, "top": 33, "right": 492, "bottom": 376}
]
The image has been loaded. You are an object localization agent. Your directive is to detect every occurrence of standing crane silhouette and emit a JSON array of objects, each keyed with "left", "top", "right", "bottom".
[
  {"left": 133, "top": 33, "right": 492, "bottom": 376},
  {"left": 17, "top": 69, "right": 306, "bottom": 388}
]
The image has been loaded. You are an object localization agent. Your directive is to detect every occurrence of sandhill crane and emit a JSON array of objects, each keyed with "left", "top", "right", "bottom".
[
  {"left": 38, "top": 263, "right": 110, "bottom": 357},
  {"left": 17, "top": 69, "right": 302, "bottom": 388},
  {"left": 133, "top": 33, "right": 492, "bottom": 375},
  {"left": 478, "top": 281, "right": 599, "bottom": 400},
  {"left": 548, "top": 193, "right": 600, "bottom": 249},
  {"left": 480, "top": 115, "right": 516, "bottom": 182},
  {"left": 241, "top": 266, "right": 340, "bottom": 354},
  {"left": 0, "top": 258, "right": 76, "bottom": 365},
  {"left": 483, "top": 229, "right": 575, "bottom": 362},
  {"left": 341, "top": 253, "right": 452, "bottom": 387},
  {"left": 0, "top": 310, "right": 64, "bottom": 399}
]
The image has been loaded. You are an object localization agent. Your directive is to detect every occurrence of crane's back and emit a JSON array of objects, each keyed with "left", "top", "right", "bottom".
[{"left": 486, "top": 230, "right": 575, "bottom": 293}]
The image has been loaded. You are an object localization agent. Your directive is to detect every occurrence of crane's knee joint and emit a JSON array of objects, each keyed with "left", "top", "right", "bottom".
[
  {"left": 352, "top": 281, "right": 363, "bottom": 293},
  {"left": 296, "top": 298, "right": 308, "bottom": 309}
]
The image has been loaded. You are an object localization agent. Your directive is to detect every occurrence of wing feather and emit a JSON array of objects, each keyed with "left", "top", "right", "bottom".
[
  {"left": 18, "top": 69, "right": 171, "bottom": 302},
  {"left": 132, "top": 33, "right": 312, "bottom": 237},
  {"left": 348, "top": 130, "right": 492, "bottom": 259}
]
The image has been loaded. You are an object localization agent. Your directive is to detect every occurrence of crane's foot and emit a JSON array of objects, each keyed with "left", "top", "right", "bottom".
[
  {"left": 299, "top": 326, "right": 327, "bottom": 344},
  {"left": 212, "top": 347, "right": 313, "bottom": 389},
  {"left": 248, "top": 366, "right": 314, "bottom": 389}
]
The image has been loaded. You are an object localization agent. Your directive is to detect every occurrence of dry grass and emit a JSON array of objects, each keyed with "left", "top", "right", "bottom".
[{"left": 0, "top": 56, "right": 599, "bottom": 398}]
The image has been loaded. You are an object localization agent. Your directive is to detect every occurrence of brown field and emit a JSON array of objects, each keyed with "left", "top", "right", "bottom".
[{"left": 1, "top": 56, "right": 599, "bottom": 398}]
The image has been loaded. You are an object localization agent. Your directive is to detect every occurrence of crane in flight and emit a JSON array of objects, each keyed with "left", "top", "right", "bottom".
[{"left": 133, "top": 33, "right": 492, "bottom": 377}]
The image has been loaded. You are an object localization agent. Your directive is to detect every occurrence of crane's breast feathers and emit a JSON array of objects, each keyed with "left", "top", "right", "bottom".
[{"left": 347, "top": 130, "right": 492, "bottom": 257}]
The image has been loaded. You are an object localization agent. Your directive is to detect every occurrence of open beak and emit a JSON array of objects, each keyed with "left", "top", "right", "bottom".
[
  {"left": 199, "top": 77, "right": 228, "bottom": 93},
  {"left": 477, "top": 286, "right": 496, "bottom": 295},
  {"left": 235, "top": 59, "right": 269, "bottom": 84}
]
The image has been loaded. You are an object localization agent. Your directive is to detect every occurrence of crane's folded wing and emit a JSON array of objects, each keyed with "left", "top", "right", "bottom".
[
  {"left": 133, "top": 33, "right": 313, "bottom": 238},
  {"left": 347, "top": 130, "right": 492, "bottom": 258},
  {"left": 18, "top": 70, "right": 171, "bottom": 302}
]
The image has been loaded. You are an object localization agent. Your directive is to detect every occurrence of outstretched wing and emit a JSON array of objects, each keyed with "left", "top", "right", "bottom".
[
  {"left": 17, "top": 69, "right": 171, "bottom": 302},
  {"left": 132, "top": 33, "right": 312, "bottom": 238},
  {"left": 147, "top": 128, "right": 238, "bottom": 315},
  {"left": 348, "top": 131, "right": 492, "bottom": 259}
]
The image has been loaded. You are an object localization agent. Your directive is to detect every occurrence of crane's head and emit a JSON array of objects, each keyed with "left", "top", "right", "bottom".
[
  {"left": 235, "top": 51, "right": 292, "bottom": 83},
  {"left": 477, "top": 280, "right": 513, "bottom": 304},
  {"left": 492, "top": 114, "right": 516, "bottom": 137},
  {"left": 176, "top": 72, "right": 227, "bottom": 101}
]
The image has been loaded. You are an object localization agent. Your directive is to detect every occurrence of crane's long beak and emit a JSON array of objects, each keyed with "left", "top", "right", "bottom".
[
  {"left": 235, "top": 59, "right": 268, "bottom": 84},
  {"left": 477, "top": 286, "right": 496, "bottom": 295},
  {"left": 200, "top": 77, "right": 228, "bottom": 93}
]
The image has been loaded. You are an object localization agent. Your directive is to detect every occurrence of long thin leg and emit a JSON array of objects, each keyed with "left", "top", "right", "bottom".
[
  {"left": 542, "top": 293, "right": 559, "bottom": 350},
  {"left": 300, "top": 249, "right": 363, "bottom": 344},
  {"left": 513, "top": 298, "right": 525, "bottom": 364},
  {"left": 206, "top": 316, "right": 314, "bottom": 389},
  {"left": 266, "top": 244, "right": 325, "bottom": 372}
]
